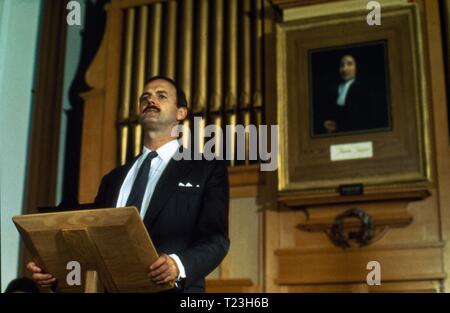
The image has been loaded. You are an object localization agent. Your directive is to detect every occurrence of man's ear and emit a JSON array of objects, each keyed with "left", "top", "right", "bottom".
[{"left": 177, "top": 107, "right": 188, "bottom": 122}]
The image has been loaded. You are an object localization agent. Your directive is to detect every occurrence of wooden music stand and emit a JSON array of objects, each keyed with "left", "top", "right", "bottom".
[{"left": 13, "top": 207, "right": 174, "bottom": 293}]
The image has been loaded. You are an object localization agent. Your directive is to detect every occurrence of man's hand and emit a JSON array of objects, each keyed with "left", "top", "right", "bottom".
[
  {"left": 26, "top": 261, "right": 56, "bottom": 288},
  {"left": 324, "top": 120, "right": 337, "bottom": 133},
  {"left": 148, "top": 254, "right": 179, "bottom": 285}
]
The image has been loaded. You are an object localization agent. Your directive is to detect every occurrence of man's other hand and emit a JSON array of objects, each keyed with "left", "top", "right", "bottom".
[
  {"left": 26, "top": 261, "right": 56, "bottom": 288},
  {"left": 148, "top": 254, "right": 179, "bottom": 285}
]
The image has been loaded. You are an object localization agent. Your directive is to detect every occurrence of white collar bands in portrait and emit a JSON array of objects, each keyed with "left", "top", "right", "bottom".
[{"left": 337, "top": 78, "right": 355, "bottom": 107}]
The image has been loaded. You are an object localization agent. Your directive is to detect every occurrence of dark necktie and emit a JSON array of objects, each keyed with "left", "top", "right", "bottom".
[{"left": 126, "top": 151, "right": 158, "bottom": 212}]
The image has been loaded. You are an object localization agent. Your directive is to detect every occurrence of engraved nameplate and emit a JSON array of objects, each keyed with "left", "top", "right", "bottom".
[{"left": 330, "top": 141, "right": 373, "bottom": 161}]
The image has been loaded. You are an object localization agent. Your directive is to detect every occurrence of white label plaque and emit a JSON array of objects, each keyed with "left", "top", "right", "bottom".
[{"left": 330, "top": 141, "right": 373, "bottom": 161}]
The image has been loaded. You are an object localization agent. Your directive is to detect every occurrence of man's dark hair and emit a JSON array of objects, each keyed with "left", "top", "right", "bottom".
[
  {"left": 5, "top": 277, "right": 40, "bottom": 293},
  {"left": 145, "top": 76, "right": 188, "bottom": 109}
]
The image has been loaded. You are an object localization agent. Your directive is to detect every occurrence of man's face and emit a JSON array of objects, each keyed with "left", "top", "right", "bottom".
[
  {"left": 339, "top": 55, "right": 357, "bottom": 81},
  {"left": 138, "top": 79, "right": 187, "bottom": 132}
]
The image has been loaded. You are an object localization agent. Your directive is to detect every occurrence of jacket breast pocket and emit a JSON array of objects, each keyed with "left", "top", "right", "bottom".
[
  {"left": 176, "top": 186, "right": 202, "bottom": 212},
  {"left": 172, "top": 188, "right": 202, "bottom": 227},
  {"left": 176, "top": 186, "right": 202, "bottom": 195}
]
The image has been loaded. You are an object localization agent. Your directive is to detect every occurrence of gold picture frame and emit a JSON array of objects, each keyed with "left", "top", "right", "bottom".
[{"left": 277, "top": 3, "right": 432, "bottom": 193}]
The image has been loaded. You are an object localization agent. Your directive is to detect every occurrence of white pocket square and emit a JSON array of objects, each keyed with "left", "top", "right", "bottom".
[{"left": 178, "top": 182, "right": 200, "bottom": 188}]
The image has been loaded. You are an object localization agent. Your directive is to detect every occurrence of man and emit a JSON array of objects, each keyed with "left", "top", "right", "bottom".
[
  {"left": 317, "top": 54, "right": 389, "bottom": 135},
  {"left": 27, "top": 76, "right": 230, "bottom": 293}
]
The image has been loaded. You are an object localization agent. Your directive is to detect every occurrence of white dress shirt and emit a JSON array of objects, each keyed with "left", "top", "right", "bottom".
[
  {"left": 336, "top": 78, "right": 355, "bottom": 106},
  {"left": 116, "top": 139, "right": 186, "bottom": 280}
]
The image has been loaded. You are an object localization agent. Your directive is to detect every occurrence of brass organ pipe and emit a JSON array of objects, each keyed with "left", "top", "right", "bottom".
[
  {"left": 226, "top": 0, "right": 238, "bottom": 110},
  {"left": 253, "top": 0, "right": 263, "bottom": 108},
  {"left": 148, "top": 3, "right": 162, "bottom": 77},
  {"left": 244, "top": 111, "right": 251, "bottom": 164},
  {"left": 227, "top": 114, "right": 237, "bottom": 166},
  {"left": 121, "top": 8, "right": 135, "bottom": 120},
  {"left": 180, "top": 0, "right": 194, "bottom": 106},
  {"left": 135, "top": 6, "right": 148, "bottom": 116},
  {"left": 193, "top": 0, "right": 209, "bottom": 114},
  {"left": 164, "top": 0, "right": 177, "bottom": 79},
  {"left": 119, "top": 8, "right": 135, "bottom": 165},
  {"left": 134, "top": 6, "right": 149, "bottom": 156},
  {"left": 241, "top": 0, "right": 251, "bottom": 108},
  {"left": 211, "top": 0, "right": 224, "bottom": 112},
  {"left": 226, "top": 0, "right": 238, "bottom": 167}
]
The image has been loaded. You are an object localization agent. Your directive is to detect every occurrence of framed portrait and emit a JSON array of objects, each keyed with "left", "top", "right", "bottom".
[
  {"left": 277, "top": 3, "right": 432, "bottom": 193},
  {"left": 310, "top": 40, "right": 391, "bottom": 137}
]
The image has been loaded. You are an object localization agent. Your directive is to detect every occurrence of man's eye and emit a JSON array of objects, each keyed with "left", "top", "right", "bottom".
[{"left": 158, "top": 94, "right": 167, "bottom": 99}]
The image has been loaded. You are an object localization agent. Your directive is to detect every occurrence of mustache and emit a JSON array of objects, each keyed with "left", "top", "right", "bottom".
[{"left": 143, "top": 105, "right": 161, "bottom": 113}]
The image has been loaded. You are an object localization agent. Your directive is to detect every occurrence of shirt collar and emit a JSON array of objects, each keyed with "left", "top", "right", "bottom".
[{"left": 142, "top": 139, "right": 180, "bottom": 163}]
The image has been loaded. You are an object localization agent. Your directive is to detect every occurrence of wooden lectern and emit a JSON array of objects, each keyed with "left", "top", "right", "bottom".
[{"left": 13, "top": 207, "right": 174, "bottom": 293}]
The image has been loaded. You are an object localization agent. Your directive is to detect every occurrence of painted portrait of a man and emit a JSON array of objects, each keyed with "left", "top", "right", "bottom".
[{"left": 310, "top": 41, "right": 391, "bottom": 136}]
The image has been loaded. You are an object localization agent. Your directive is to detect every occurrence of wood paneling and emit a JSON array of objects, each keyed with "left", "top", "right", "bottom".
[
  {"left": 276, "top": 242, "right": 445, "bottom": 285},
  {"left": 422, "top": 0, "right": 450, "bottom": 292},
  {"left": 278, "top": 188, "right": 430, "bottom": 208},
  {"left": 296, "top": 202, "right": 414, "bottom": 232}
]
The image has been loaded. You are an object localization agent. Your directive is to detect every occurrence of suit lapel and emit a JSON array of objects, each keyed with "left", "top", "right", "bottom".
[{"left": 143, "top": 156, "right": 193, "bottom": 228}]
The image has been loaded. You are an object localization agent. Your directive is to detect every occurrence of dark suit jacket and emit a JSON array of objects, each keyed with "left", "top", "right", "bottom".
[
  {"left": 94, "top": 149, "right": 230, "bottom": 293},
  {"left": 313, "top": 80, "right": 389, "bottom": 135}
]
